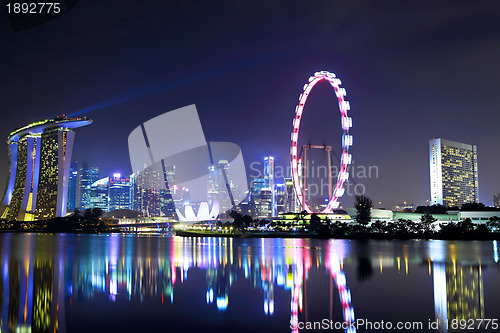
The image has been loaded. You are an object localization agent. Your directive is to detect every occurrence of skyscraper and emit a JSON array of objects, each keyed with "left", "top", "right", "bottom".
[
  {"left": 250, "top": 177, "right": 270, "bottom": 217},
  {"left": 133, "top": 164, "right": 162, "bottom": 217},
  {"left": 0, "top": 116, "right": 91, "bottom": 220},
  {"left": 275, "top": 183, "right": 286, "bottom": 215},
  {"left": 90, "top": 177, "right": 109, "bottom": 211},
  {"left": 159, "top": 163, "right": 176, "bottom": 218},
  {"left": 283, "top": 178, "right": 297, "bottom": 213},
  {"left": 494, "top": 194, "right": 500, "bottom": 209},
  {"left": 217, "top": 159, "right": 233, "bottom": 216},
  {"left": 108, "top": 173, "right": 132, "bottom": 211},
  {"left": 263, "top": 156, "right": 276, "bottom": 216},
  {"left": 77, "top": 162, "right": 99, "bottom": 210},
  {"left": 67, "top": 162, "right": 78, "bottom": 211},
  {"left": 430, "top": 138, "right": 478, "bottom": 207}
]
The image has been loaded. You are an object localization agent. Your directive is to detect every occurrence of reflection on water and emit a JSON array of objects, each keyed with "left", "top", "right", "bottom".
[{"left": 0, "top": 234, "right": 499, "bottom": 333}]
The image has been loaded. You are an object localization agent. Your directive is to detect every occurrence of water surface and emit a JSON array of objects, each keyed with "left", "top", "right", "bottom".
[{"left": 0, "top": 233, "right": 498, "bottom": 332}]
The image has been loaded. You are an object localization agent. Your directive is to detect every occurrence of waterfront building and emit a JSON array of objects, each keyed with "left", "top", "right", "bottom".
[
  {"left": 283, "top": 177, "right": 297, "bottom": 213},
  {"left": 172, "top": 184, "right": 190, "bottom": 211},
  {"left": 276, "top": 183, "right": 286, "bottom": 215},
  {"left": 250, "top": 177, "right": 266, "bottom": 217},
  {"left": 108, "top": 173, "right": 132, "bottom": 211},
  {"left": 429, "top": 138, "right": 478, "bottom": 208},
  {"left": 264, "top": 156, "right": 276, "bottom": 216},
  {"left": 494, "top": 193, "right": 500, "bottom": 209},
  {"left": 0, "top": 116, "right": 91, "bottom": 220},
  {"left": 67, "top": 162, "right": 78, "bottom": 211},
  {"left": 77, "top": 162, "right": 99, "bottom": 210},
  {"left": 157, "top": 163, "right": 176, "bottom": 218},
  {"left": 133, "top": 165, "right": 162, "bottom": 217},
  {"left": 250, "top": 177, "right": 272, "bottom": 217},
  {"left": 207, "top": 165, "right": 218, "bottom": 206},
  {"left": 131, "top": 162, "right": 179, "bottom": 219},
  {"left": 248, "top": 157, "right": 279, "bottom": 217},
  {"left": 257, "top": 189, "right": 272, "bottom": 217},
  {"left": 159, "top": 188, "right": 176, "bottom": 218},
  {"left": 90, "top": 177, "right": 109, "bottom": 211},
  {"left": 237, "top": 201, "right": 251, "bottom": 216},
  {"left": 217, "top": 159, "right": 233, "bottom": 216}
]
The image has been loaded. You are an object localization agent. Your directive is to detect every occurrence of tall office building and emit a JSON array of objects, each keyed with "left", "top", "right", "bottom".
[
  {"left": 494, "top": 194, "right": 500, "bottom": 209},
  {"left": 108, "top": 173, "right": 132, "bottom": 211},
  {"left": 77, "top": 162, "right": 99, "bottom": 210},
  {"left": 250, "top": 177, "right": 270, "bottom": 217},
  {"left": 133, "top": 164, "right": 162, "bottom": 217},
  {"left": 430, "top": 138, "right": 478, "bottom": 208},
  {"left": 159, "top": 163, "right": 176, "bottom": 218},
  {"left": 132, "top": 161, "right": 177, "bottom": 218},
  {"left": 217, "top": 159, "right": 233, "bottom": 215},
  {"left": 0, "top": 116, "right": 91, "bottom": 220},
  {"left": 207, "top": 165, "right": 218, "bottom": 206},
  {"left": 67, "top": 162, "right": 78, "bottom": 211},
  {"left": 90, "top": 177, "right": 109, "bottom": 211},
  {"left": 275, "top": 183, "right": 286, "bottom": 215},
  {"left": 283, "top": 177, "right": 297, "bottom": 213},
  {"left": 263, "top": 156, "right": 276, "bottom": 216}
]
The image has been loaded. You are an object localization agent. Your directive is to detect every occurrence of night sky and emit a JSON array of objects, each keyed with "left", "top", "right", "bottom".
[{"left": 1, "top": 0, "right": 500, "bottom": 208}]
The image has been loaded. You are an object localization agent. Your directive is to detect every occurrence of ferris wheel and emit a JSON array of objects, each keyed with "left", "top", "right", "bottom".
[{"left": 290, "top": 70, "right": 352, "bottom": 213}]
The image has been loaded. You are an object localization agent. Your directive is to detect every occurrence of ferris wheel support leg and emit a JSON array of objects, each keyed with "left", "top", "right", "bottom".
[
  {"left": 303, "top": 148, "right": 307, "bottom": 211},
  {"left": 327, "top": 148, "right": 332, "bottom": 201}
]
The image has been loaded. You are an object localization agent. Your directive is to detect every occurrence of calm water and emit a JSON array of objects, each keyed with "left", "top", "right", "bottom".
[{"left": 0, "top": 233, "right": 499, "bottom": 333}]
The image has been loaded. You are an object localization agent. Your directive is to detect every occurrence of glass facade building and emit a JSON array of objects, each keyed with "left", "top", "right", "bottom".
[
  {"left": 133, "top": 165, "right": 162, "bottom": 217},
  {"left": 77, "top": 162, "right": 99, "bottom": 210},
  {"left": 263, "top": 156, "right": 276, "bottom": 216},
  {"left": 250, "top": 177, "right": 269, "bottom": 217},
  {"left": 90, "top": 177, "right": 109, "bottom": 211},
  {"left": 67, "top": 162, "right": 78, "bottom": 211},
  {"left": 430, "top": 138, "right": 478, "bottom": 208},
  {"left": 108, "top": 174, "right": 133, "bottom": 211}
]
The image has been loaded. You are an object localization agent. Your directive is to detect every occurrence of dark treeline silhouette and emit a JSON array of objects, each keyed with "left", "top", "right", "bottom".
[
  {"left": 226, "top": 210, "right": 500, "bottom": 240},
  {"left": 0, "top": 208, "right": 109, "bottom": 233},
  {"left": 416, "top": 202, "right": 500, "bottom": 213}
]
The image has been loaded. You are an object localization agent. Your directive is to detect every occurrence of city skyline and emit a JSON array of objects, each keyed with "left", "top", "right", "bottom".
[{"left": 2, "top": 1, "right": 500, "bottom": 207}]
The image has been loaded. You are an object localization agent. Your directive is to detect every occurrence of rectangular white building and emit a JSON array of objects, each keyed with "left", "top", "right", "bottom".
[{"left": 429, "top": 138, "right": 478, "bottom": 207}]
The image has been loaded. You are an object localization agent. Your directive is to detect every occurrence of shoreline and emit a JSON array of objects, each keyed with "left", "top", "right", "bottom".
[
  {"left": 173, "top": 229, "right": 500, "bottom": 240},
  {"left": 1, "top": 228, "right": 499, "bottom": 241}
]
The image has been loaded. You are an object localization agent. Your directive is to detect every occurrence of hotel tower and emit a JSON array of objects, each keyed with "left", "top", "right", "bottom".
[
  {"left": 0, "top": 116, "right": 91, "bottom": 220},
  {"left": 429, "top": 138, "right": 478, "bottom": 208}
]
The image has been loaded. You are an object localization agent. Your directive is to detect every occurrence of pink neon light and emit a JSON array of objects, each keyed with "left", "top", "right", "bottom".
[{"left": 290, "top": 71, "right": 351, "bottom": 214}]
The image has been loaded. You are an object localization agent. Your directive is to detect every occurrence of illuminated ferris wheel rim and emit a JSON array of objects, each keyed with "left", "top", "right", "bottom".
[{"left": 290, "top": 70, "right": 352, "bottom": 214}]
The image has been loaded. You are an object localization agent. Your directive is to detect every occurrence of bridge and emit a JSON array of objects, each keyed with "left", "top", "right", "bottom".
[{"left": 107, "top": 219, "right": 233, "bottom": 233}]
